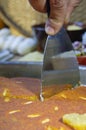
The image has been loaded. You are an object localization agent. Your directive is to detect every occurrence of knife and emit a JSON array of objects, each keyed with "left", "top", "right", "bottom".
[{"left": 40, "top": 0, "right": 80, "bottom": 101}]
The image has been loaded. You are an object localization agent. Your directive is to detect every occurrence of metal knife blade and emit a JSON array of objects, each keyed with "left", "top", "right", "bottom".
[
  {"left": 40, "top": 27, "right": 80, "bottom": 101},
  {"left": 40, "top": 1, "right": 80, "bottom": 101}
]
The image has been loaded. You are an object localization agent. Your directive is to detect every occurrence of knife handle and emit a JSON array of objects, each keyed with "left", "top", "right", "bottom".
[{"left": 46, "top": 0, "right": 50, "bottom": 17}]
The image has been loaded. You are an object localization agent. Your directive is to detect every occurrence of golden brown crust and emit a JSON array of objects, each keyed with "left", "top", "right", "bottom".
[{"left": 0, "top": 77, "right": 86, "bottom": 130}]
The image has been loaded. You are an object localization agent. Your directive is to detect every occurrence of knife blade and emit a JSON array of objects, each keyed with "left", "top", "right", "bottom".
[{"left": 40, "top": 0, "right": 80, "bottom": 101}]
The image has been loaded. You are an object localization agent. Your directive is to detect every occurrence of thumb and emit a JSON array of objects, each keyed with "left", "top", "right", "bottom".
[{"left": 45, "top": 0, "right": 67, "bottom": 35}]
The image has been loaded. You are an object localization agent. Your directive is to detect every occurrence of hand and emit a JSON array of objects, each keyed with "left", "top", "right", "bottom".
[{"left": 28, "top": 0, "right": 81, "bottom": 35}]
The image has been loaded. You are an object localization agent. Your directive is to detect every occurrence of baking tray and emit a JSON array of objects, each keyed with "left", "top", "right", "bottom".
[
  {"left": 0, "top": 61, "right": 86, "bottom": 85},
  {"left": 0, "top": 61, "right": 42, "bottom": 78},
  {"left": 79, "top": 66, "right": 86, "bottom": 85}
]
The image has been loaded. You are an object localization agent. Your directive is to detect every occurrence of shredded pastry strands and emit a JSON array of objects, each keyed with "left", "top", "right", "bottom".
[{"left": 2, "top": 88, "right": 38, "bottom": 101}]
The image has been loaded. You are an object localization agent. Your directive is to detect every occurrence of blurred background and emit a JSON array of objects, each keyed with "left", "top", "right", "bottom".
[{"left": 0, "top": 0, "right": 86, "bottom": 65}]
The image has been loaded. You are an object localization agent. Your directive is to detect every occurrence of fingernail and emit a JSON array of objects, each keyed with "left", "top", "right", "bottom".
[{"left": 45, "top": 26, "right": 55, "bottom": 35}]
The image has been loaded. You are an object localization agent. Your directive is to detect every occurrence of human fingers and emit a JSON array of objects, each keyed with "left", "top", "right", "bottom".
[
  {"left": 28, "top": 0, "right": 46, "bottom": 12},
  {"left": 65, "top": 0, "right": 81, "bottom": 23},
  {"left": 45, "top": 0, "right": 68, "bottom": 35}
]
